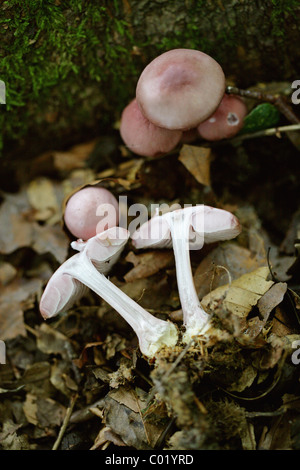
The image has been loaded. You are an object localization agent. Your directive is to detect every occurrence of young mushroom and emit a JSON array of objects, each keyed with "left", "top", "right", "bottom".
[
  {"left": 40, "top": 226, "right": 178, "bottom": 358},
  {"left": 120, "top": 99, "right": 182, "bottom": 157},
  {"left": 197, "top": 94, "right": 247, "bottom": 141},
  {"left": 131, "top": 205, "right": 241, "bottom": 342},
  {"left": 136, "top": 48, "right": 226, "bottom": 131},
  {"left": 64, "top": 185, "right": 119, "bottom": 240}
]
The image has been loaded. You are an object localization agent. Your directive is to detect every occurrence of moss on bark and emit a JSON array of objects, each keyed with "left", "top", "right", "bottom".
[{"left": 1, "top": 0, "right": 299, "bottom": 160}]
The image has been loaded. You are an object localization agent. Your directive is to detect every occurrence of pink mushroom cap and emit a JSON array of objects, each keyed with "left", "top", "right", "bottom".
[
  {"left": 64, "top": 186, "right": 119, "bottom": 240},
  {"left": 120, "top": 99, "right": 182, "bottom": 157},
  {"left": 136, "top": 48, "right": 226, "bottom": 131},
  {"left": 197, "top": 94, "right": 248, "bottom": 141}
]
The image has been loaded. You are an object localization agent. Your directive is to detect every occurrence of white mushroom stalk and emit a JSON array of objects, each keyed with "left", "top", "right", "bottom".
[
  {"left": 131, "top": 205, "right": 241, "bottom": 343},
  {"left": 40, "top": 227, "right": 178, "bottom": 358}
]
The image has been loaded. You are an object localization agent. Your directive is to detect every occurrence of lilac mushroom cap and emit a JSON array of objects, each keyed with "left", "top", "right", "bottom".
[
  {"left": 40, "top": 226, "right": 129, "bottom": 320},
  {"left": 131, "top": 205, "right": 241, "bottom": 342},
  {"left": 120, "top": 99, "right": 182, "bottom": 157},
  {"left": 136, "top": 49, "right": 226, "bottom": 131},
  {"left": 197, "top": 94, "right": 248, "bottom": 141},
  {"left": 64, "top": 185, "right": 119, "bottom": 240}
]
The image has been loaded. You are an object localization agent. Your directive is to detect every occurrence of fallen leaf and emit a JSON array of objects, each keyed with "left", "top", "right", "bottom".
[
  {"left": 0, "top": 262, "right": 17, "bottom": 286},
  {"left": 258, "top": 282, "right": 287, "bottom": 319},
  {"left": 194, "top": 242, "right": 266, "bottom": 300},
  {"left": 243, "top": 282, "right": 288, "bottom": 340},
  {"left": 36, "top": 323, "right": 75, "bottom": 360},
  {"left": 124, "top": 250, "right": 173, "bottom": 282},
  {"left": 201, "top": 266, "right": 274, "bottom": 318},
  {"left": 23, "top": 393, "right": 66, "bottom": 429},
  {"left": 0, "top": 278, "right": 42, "bottom": 340},
  {"left": 90, "top": 426, "right": 126, "bottom": 450},
  {"left": 27, "top": 177, "right": 61, "bottom": 224},
  {"left": 0, "top": 420, "right": 33, "bottom": 450},
  {"left": 228, "top": 365, "right": 257, "bottom": 393},
  {"left": 104, "top": 386, "right": 165, "bottom": 449},
  {"left": 178, "top": 145, "right": 211, "bottom": 186},
  {"left": 0, "top": 189, "right": 69, "bottom": 263},
  {"left": 52, "top": 140, "right": 97, "bottom": 171}
]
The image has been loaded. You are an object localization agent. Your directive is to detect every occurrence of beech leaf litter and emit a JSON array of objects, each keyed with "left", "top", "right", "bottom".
[{"left": 1, "top": 85, "right": 300, "bottom": 451}]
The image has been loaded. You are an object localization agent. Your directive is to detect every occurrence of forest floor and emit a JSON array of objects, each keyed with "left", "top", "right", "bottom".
[{"left": 0, "top": 82, "right": 300, "bottom": 451}]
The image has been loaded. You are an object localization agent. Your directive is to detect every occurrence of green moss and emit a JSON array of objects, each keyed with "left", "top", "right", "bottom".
[
  {"left": 270, "top": 0, "right": 299, "bottom": 37},
  {"left": 0, "top": 0, "right": 139, "bottom": 155}
]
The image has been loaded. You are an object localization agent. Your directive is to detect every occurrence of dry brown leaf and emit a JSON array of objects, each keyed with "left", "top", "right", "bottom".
[
  {"left": 104, "top": 386, "right": 165, "bottom": 449},
  {"left": 258, "top": 282, "right": 287, "bottom": 319},
  {"left": 0, "top": 278, "right": 42, "bottom": 340},
  {"left": 90, "top": 426, "right": 126, "bottom": 450},
  {"left": 194, "top": 242, "right": 266, "bottom": 299},
  {"left": 201, "top": 266, "right": 274, "bottom": 318},
  {"left": 108, "top": 386, "right": 142, "bottom": 413},
  {"left": 178, "top": 144, "right": 211, "bottom": 186},
  {"left": 97, "top": 159, "right": 143, "bottom": 190},
  {"left": 0, "top": 262, "right": 17, "bottom": 286},
  {"left": 0, "top": 189, "right": 69, "bottom": 262},
  {"left": 124, "top": 250, "right": 173, "bottom": 282},
  {"left": 50, "top": 360, "right": 78, "bottom": 397},
  {"left": 23, "top": 393, "right": 66, "bottom": 428},
  {"left": 51, "top": 140, "right": 97, "bottom": 172},
  {"left": 228, "top": 365, "right": 257, "bottom": 393},
  {"left": 27, "top": 177, "right": 61, "bottom": 224},
  {"left": 36, "top": 323, "right": 73, "bottom": 358},
  {"left": 0, "top": 420, "right": 33, "bottom": 450},
  {"left": 32, "top": 224, "right": 69, "bottom": 264},
  {"left": 119, "top": 275, "right": 173, "bottom": 311},
  {"left": 258, "top": 414, "right": 293, "bottom": 450},
  {"left": 272, "top": 306, "right": 295, "bottom": 337}
]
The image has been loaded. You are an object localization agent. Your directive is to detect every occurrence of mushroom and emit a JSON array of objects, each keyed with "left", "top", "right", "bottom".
[
  {"left": 136, "top": 48, "right": 226, "bottom": 131},
  {"left": 197, "top": 94, "right": 247, "bottom": 141},
  {"left": 40, "top": 226, "right": 178, "bottom": 357},
  {"left": 64, "top": 185, "right": 119, "bottom": 240},
  {"left": 131, "top": 205, "right": 241, "bottom": 342},
  {"left": 180, "top": 128, "right": 199, "bottom": 144},
  {"left": 120, "top": 99, "right": 182, "bottom": 157}
]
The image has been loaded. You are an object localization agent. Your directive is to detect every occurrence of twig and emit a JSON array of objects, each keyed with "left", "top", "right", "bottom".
[
  {"left": 226, "top": 85, "right": 300, "bottom": 124},
  {"left": 52, "top": 394, "right": 78, "bottom": 450},
  {"left": 154, "top": 416, "right": 177, "bottom": 449},
  {"left": 230, "top": 123, "right": 300, "bottom": 144}
]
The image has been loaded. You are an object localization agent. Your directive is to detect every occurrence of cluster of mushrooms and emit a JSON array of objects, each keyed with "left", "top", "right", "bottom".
[
  {"left": 120, "top": 48, "right": 247, "bottom": 157},
  {"left": 40, "top": 49, "right": 243, "bottom": 358}
]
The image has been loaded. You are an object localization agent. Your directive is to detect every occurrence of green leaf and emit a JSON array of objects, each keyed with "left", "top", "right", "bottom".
[{"left": 241, "top": 103, "right": 280, "bottom": 134}]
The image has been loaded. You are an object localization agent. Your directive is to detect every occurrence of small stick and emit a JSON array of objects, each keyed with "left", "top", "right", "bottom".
[
  {"left": 230, "top": 123, "right": 300, "bottom": 144},
  {"left": 226, "top": 85, "right": 300, "bottom": 124},
  {"left": 52, "top": 394, "right": 78, "bottom": 450}
]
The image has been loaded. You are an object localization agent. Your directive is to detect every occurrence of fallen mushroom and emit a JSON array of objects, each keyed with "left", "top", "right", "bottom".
[
  {"left": 120, "top": 99, "right": 182, "bottom": 157},
  {"left": 64, "top": 185, "right": 119, "bottom": 240},
  {"left": 131, "top": 205, "right": 241, "bottom": 342},
  {"left": 40, "top": 226, "right": 178, "bottom": 357},
  {"left": 197, "top": 94, "right": 247, "bottom": 141},
  {"left": 136, "top": 48, "right": 225, "bottom": 131}
]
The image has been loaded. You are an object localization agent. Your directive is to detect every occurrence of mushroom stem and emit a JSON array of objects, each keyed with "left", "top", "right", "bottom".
[
  {"left": 63, "top": 252, "right": 178, "bottom": 357},
  {"left": 165, "top": 209, "right": 211, "bottom": 341}
]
